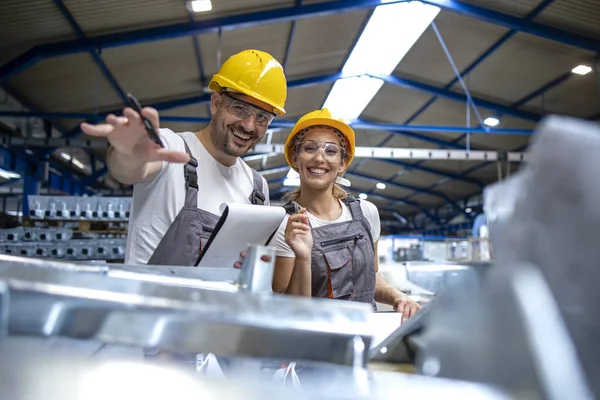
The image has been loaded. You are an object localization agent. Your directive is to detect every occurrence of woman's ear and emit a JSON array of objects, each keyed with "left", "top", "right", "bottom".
[
  {"left": 292, "top": 152, "right": 299, "bottom": 170},
  {"left": 338, "top": 158, "right": 348, "bottom": 174}
]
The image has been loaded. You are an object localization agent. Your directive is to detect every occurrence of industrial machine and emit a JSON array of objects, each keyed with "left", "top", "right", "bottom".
[{"left": 0, "top": 116, "right": 598, "bottom": 399}]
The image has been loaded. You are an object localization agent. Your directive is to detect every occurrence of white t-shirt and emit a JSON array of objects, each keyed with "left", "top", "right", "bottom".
[
  {"left": 124, "top": 128, "right": 270, "bottom": 265},
  {"left": 272, "top": 199, "right": 381, "bottom": 258}
]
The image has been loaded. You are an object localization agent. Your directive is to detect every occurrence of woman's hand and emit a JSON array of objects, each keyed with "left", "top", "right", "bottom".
[
  {"left": 393, "top": 292, "right": 422, "bottom": 322},
  {"left": 284, "top": 208, "right": 313, "bottom": 261}
]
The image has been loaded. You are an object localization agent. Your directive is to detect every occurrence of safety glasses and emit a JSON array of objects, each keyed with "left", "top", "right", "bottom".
[
  {"left": 221, "top": 92, "right": 275, "bottom": 127},
  {"left": 297, "top": 140, "right": 346, "bottom": 161}
]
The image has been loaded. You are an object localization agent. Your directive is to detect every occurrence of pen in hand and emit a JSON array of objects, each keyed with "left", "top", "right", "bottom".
[{"left": 126, "top": 93, "right": 164, "bottom": 148}]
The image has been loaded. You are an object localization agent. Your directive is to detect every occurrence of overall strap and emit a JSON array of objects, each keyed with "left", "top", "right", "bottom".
[
  {"left": 282, "top": 201, "right": 300, "bottom": 215},
  {"left": 248, "top": 168, "right": 267, "bottom": 206},
  {"left": 342, "top": 195, "right": 375, "bottom": 249},
  {"left": 179, "top": 135, "right": 199, "bottom": 208}
]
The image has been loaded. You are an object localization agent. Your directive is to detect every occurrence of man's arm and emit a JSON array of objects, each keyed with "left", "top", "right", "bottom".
[
  {"left": 81, "top": 107, "right": 189, "bottom": 185},
  {"left": 106, "top": 145, "right": 163, "bottom": 185}
]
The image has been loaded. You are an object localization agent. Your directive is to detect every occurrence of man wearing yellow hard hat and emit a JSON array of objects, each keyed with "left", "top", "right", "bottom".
[
  {"left": 81, "top": 49, "right": 287, "bottom": 266},
  {"left": 270, "top": 108, "right": 421, "bottom": 320}
]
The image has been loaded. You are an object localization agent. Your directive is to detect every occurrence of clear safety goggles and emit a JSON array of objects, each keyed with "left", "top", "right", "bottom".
[
  {"left": 297, "top": 140, "right": 346, "bottom": 161},
  {"left": 222, "top": 92, "right": 275, "bottom": 127}
]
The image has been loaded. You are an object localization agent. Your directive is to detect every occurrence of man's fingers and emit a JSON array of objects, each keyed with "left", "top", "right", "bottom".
[
  {"left": 152, "top": 149, "right": 191, "bottom": 164},
  {"left": 141, "top": 107, "right": 160, "bottom": 128},
  {"left": 80, "top": 122, "right": 114, "bottom": 137},
  {"left": 106, "top": 114, "right": 129, "bottom": 127},
  {"left": 395, "top": 301, "right": 406, "bottom": 315},
  {"left": 240, "top": 250, "right": 247, "bottom": 258},
  {"left": 123, "top": 107, "right": 143, "bottom": 124},
  {"left": 233, "top": 261, "right": 242, "bottom": 269}
]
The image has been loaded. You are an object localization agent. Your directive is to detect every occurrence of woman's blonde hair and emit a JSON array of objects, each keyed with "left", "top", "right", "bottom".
[{"left": 282, "top": 125, "right": 349, "bottom": 203}]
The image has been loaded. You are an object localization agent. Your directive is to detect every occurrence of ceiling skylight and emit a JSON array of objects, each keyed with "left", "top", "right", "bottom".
[{"left": 322, "top": 1, "right": 440, "bottom": 121}]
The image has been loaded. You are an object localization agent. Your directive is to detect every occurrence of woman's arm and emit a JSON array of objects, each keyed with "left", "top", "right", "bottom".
[
  {"left": 273, "top": 255, "right": 311, "bottom": 296},
  {"left": 272, "top": 209, "right": 313, "bottom": 296},
  {"left": 372, "top": 240, "right": 421, "bottom": 320}
]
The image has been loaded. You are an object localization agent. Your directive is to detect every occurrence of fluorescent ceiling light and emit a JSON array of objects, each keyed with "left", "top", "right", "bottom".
[
  {"left": 323, "top": 1, "right": 440, "bottom": 121},
  {"left": 188, "top": 0, "right": 212, "bottom": 13},
  {"left": 72, "top": 158, "right": 85, "bottom": 169},
  {"left": 359, "top": 193, "right": 368, "bottom": 200},
  {"left": 283, "top": 169, "right": 300, "bottom": 187},
  {"left": 323, "top": 76, "right": 384, "bottom": 121},
  {"left": 571, "top": 65, "right": 592, "bottom": 75},
  {"left": 60, "top": 152, "right": 70, "bottom": 160},
  {"left": 376, "top": 182, "right": 386, "bottom": 189},
  {"left": 483, "top": 117, "right": 500, "bottom": 127},
  {"left": 0, "top": 168, "right": 21, "bottom": 180}
]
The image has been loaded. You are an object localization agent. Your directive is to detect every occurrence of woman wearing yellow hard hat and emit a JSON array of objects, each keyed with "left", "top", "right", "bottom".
[{"left": 270, "top": 108, "right": 421, "bottom": 319}]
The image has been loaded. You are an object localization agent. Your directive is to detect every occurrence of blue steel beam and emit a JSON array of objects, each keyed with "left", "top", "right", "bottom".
[
  {"left": 269, "top": 185, "right": 439, "bottom": 222},
  {"left": 407, "top": 69, "right": 578, "bottom": 210},
  {"left": 2, "top": 0, "right": 597, "bottom": 85},
  {"left": 1, "top": 110, "right": 535, "bottom": 135},
  {"left": 282, "top": 0, "right": 302, "bottom": 69},
  {"left": 187, "top": 11, "right": 207, "bottom": 84},
  {"left": 421, "top": 0, "right": 599, "bottom": 52},
  {"left": 52, "top": 0, "right": 127, "bottom": 103},
  {"left": 369, "top": 0, "right": 555, "bottom": 150},
  {"left": 346, "top": 171, "right": 465, "bottom": 212},
  {"left": 373, "top": 73, "right": 541, "bottom": 122},
  {"left": 0, "top": 0, "right": 403, "bottom": 83}
]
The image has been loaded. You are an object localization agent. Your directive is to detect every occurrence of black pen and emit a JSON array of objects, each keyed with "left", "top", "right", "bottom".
[{"left": 126, "top": 93, "right": 164, "bottom": 148}]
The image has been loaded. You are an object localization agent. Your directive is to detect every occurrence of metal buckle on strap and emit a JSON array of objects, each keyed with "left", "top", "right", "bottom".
[
  {"left": 250, "top": 189, "right": 265, "bottom": 206},
  {"left": 184, "top": 157, "right": 198, "bottom": 189}
]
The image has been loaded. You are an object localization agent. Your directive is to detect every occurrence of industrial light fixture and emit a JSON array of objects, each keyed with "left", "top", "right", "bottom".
[
  {"left": 571, "top": 64, "right": 592, "bottom": 75},
  {"left": 359, "top": 193, "right": 368, "bottom": 200},
  {"left": 322, "top": 1, "right": 440, "bottom": 121},
  {"left": 0, "top": 168, "right": 20, "bottom": 180},
  {"left": 465, "top": 207, "right": 472, "bottom": 213},
  {"left": 72, "top": 158, "right": 85, "bottom": 169},
  {"left": 188, "top": 0, "right": 212, "bottom": 13},
  {"left": 376, "top": 182, "right": 386, "bottom": 189},
  {"left": 483, "top": 117, "right": 500, "bottom": 127}
]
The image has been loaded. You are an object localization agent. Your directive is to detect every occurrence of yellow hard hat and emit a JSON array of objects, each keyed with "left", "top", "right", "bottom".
[
  {"left": 209, "top": 49, "right": 287, "bottom": 115},
  {"left": 284, "top": 108, "right": 356, "bottom": 170}
]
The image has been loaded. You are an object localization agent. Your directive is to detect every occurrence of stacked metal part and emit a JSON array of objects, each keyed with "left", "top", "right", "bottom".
[
  {"left": 0, "top": 226, "right": 125, "bottom": 260},
  {"left": 28, "top": 195, "right": 131, "bottom": 221}
]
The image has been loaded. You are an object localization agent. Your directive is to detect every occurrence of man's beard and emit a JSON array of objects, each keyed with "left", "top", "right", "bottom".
[{"left": 211, "top": 123, "right": 258, "bottom": 158}]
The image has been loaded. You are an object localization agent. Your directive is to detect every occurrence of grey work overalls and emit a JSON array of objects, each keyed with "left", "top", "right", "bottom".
[
  {"left": 283, "top": 195, "right": 377, "bottom": 310},
  {"left": 147, "top": 135, "right": 266, "bottom": 266}
]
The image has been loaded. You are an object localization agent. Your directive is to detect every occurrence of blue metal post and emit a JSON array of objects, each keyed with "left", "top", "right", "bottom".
[{"left": 22, "top": 164, "right": 40, "bottom": 217}]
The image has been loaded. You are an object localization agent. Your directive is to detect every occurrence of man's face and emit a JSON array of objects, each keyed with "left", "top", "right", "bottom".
[{"left": 210, "top": 91, "right": 275, "bottom": 158}]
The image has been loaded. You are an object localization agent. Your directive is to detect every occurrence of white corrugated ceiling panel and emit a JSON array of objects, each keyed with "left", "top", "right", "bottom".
[
  {"left": 101, "top": 36, "right": 202, "bottom": 106},
  {"left": 450, "top": 32, "right": 594, "bottom": 104},
  {"left": 0, "top": 0, "right": 76, "bottom": 67},
  {"left": 457, "top": 0, "right": 543, "bottom": 17},
  {"left": 393, "top": 11, "right": 509, "bottom": 87},
  {"left": 283, "top": 9, "right": 369, "bottom": 78},
  {"left": 197, "top": 22, "right": 290, "bottom": 79},
  {"left": 523, "top": 73, "right": 600, "bottom": 118},
  {"left": 63, "top": 0, "right": 189, "bottom": 36},
  {"left": 535, "top": 0, "right": 600, "bottom": 39},
  {"left": 282, "top": 83, "right": 332, "bottom": 119},
  {"left": 8, "top": 53, "right": 123, "bottom": 112},
  {"left": 362, "top": 84, "right": 434, "bottom": 124}
]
